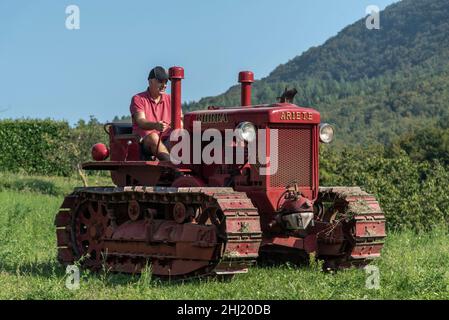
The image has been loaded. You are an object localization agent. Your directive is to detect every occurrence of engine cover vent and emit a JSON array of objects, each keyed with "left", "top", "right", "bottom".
[{"left": 269, "top": 126, "right": 313, "bottom": 188}]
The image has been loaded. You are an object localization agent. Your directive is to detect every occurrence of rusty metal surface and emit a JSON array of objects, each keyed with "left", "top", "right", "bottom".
[
  {"left": 315, "top": 186, "right": 387, "bottom": 268},
  {"left": 54, "top": 187, "right": 262, "bottom": 278},
  {"left": 269, "top": 126, "right": 313, "bottom": 188}
]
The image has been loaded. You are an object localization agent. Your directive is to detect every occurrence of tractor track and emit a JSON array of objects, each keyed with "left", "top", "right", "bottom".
[
  {"left": 55, "top": 187, "right": 262, "bottom": 279},
  {"left": 316, "top": 186, "right": 386, "bottom": 268}
]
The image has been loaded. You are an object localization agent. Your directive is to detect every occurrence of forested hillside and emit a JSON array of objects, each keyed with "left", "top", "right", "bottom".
[{"left": 184, "top": 0, "right": 449, "bottom": 146}]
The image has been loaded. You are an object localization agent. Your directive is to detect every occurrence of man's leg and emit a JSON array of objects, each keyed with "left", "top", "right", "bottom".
[{"left": 143, "top": 133, "right": 170, "bottom": 161}]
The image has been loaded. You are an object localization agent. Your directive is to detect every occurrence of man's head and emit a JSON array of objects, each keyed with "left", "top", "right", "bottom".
[{"left": 148, "top": 66, "right": 169, "bottom": 97}]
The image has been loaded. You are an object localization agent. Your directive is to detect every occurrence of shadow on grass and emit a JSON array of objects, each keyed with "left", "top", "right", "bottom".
[
  {"left": 0, "top": 259, "right": 210, "bottom": 288},
  {"left": 257, "top": 249, "right": 310, "bottom": 268},
  {"left": 0, "top": 255, "right": 318, "bottom": 289}
]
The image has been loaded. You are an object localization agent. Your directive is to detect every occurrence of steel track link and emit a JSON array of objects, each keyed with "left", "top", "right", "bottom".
[
  {"left": 55, "top": 186, "right": 262, "bottom": 279},
  {"left": 317, "top": 186, "right": 386, "bottom": 268}
]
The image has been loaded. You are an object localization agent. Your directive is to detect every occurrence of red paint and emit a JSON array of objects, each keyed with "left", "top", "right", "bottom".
[
  {"left": 171, "top": 175, "right": 206, "bottom": 187},
  {"left": 238, "top": 71, "right": 254, "bottom": 106},
  {"left": 169, "top": 66, "right": 184, "bottom": 130},
  {"left": 91, "top": 143, "right": 109, "bottom": 161},
  {"left": 261, "top": 235, "right": 316, "bottom": 253}
]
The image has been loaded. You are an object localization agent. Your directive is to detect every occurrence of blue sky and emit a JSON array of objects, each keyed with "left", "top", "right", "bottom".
[{"left": 0, "top": 0, "right": 397, "bottom": 124}]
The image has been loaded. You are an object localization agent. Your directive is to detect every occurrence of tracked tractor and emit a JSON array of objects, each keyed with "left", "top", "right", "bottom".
[{"left": 55, "top": 66, "right": 386, "bottom": 278}]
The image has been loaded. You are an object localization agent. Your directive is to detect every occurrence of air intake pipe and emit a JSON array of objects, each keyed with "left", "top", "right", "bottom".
[
  {"left": 238, "top": 71, "right": 254, "bottom": 107},
  {"left": 169, "top": 66, "right": 184, "bottom": 130}
]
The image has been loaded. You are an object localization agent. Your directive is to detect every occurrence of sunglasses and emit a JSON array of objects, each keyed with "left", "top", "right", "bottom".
[{"left": 152, "top": 78, "right": 168, "bottom": 85}]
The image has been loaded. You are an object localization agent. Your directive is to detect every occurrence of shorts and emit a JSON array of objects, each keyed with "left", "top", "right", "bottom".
[{"left": 140, "top": 135, "right": 171, "bottom": 160}]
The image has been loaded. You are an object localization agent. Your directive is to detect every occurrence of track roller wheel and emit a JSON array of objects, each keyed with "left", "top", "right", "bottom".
[{"left": 72, "top": 200, "right": 109, "bottom": 269}]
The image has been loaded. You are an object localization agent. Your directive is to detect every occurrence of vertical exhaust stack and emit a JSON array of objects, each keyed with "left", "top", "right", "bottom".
[
  {"left": 238, "top": 71, "right": 254, "bottom": 107},
  {"left": 169, "top": 66, "right": 184, "bottom": 130}
]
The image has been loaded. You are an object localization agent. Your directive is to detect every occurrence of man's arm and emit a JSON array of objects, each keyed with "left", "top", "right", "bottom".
[{"left": 133, "top": 112, "right": 169, "bottom": 132}]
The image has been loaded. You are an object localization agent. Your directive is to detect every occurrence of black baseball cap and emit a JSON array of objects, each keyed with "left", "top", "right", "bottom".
[{"left": 148, "top": 66, "right": 169, "bottom": 81}]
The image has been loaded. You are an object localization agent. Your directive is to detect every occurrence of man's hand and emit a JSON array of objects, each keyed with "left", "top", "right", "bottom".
[
  {"left": 133, "top": 112, "right": 170, "bottom": 132},
  {"left": 156, "top": 121, "right": 170, "bottom": 132}
]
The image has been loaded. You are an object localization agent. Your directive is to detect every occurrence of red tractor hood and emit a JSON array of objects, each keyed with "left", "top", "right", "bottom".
[{"left": 184, "top": 103, "right": 321, "bottom": 130}]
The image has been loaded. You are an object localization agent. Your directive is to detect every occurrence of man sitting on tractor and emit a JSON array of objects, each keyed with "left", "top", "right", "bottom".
[{"left": 130, "top": 66, "right": 174, "bottom": 161}]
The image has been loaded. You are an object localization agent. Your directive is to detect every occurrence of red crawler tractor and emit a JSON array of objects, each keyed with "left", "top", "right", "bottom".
[{"left": 55, "top": 66, "right": 386, "bottom": 278}]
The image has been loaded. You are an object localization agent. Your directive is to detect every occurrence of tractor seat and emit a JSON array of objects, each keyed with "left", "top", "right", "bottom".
[
  {"left": 107, "top": 122, "right": 167, "bottom": 161},
  {"left": 110, "top": 122, "right": 141, "bottom": 142},
  {"left": 109, "top": 122, "right": 156, "bottom": 161},
  {"left": 111, "top": 122, "right": 133, "bottom": 135}
]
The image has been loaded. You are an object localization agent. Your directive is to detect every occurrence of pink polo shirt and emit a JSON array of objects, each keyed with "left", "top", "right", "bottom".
[{"left": 129, "top": 90, "right": 171, "bottom": 139}]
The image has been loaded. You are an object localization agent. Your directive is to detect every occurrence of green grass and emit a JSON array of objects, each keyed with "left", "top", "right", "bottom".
[
  {"left": 0, "top": 171, "right": 111, "bottom": 196},
  {"left": 0, "top": 173, "right": 449, "bottom": 299}
]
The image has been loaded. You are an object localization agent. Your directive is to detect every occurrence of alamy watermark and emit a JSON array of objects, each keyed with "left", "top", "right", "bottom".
[
  {"left": 65, "top": 5, "right": 80, "bottom": 30},
  {"left": 365, "top": 5, "right": 380, "bottom": 30},
  {"left": 364, "top": 265, "right": 380, "bottom": 290},
  {"left": 65, "top": 265, "right": 80, "bottom": 290},
  {"left": 168, "top": 122, "right": 279, "bottom": 175}
]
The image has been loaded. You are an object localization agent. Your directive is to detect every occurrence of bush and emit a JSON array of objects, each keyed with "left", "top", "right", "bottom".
[
  {"left": 0, "top": 119, "right": 72, "bottom": 176},
  {"left": 320, "top": 145, "right": 449, "bottom": 232},
  {"left": 0, "top": 117, "right": 108, "bottom": 177}
]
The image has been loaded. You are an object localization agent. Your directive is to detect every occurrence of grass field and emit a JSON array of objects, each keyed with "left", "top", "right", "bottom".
[{"left": 0, "top": 172, "right": 449, "bottom": 300}]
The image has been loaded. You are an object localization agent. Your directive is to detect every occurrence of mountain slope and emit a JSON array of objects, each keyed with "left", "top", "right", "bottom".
[{"left": 184, "top": 0, "right": 449, "bottom": 146}]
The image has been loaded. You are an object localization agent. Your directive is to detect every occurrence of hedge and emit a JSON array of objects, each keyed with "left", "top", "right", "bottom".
[
  {"left": 320, "top": 145, "right": 449, "bottom": 232},
  {"left": 0, "top": 118, "right": 107, "bottom": 177},
  {"left": 0, "top": 119, "right": 73, "bottom": 176}
]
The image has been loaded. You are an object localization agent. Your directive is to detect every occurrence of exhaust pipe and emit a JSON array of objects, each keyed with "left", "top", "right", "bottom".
[
  {"left": 238, "top": 71, "right": 254, "bottom": 107},
  {"left": 169, "top": 66, "right": 184, "bottom": 130}
]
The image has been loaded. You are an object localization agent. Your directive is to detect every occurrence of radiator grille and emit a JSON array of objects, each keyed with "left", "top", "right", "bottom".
[{"left": 269, "top": 126, "right": 313, "bottom": 187}]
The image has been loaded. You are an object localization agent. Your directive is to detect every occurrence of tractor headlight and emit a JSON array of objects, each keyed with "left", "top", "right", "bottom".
[
  {"left": 236, "top": 121, "right": 256, "bottom": 142},
  {"left": 319, "top": 123, "right": 334, "bottom": 143}
]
